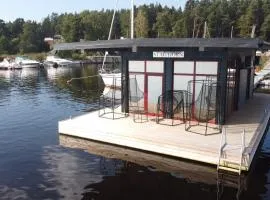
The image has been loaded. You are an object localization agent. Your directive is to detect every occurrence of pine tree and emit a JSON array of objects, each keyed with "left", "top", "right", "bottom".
[{"left": 135, "top": 8, "right": 149, "bottom": 38}]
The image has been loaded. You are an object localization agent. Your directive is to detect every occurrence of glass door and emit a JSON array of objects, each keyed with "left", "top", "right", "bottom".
[{"left": 128, "top": 60, "right": 164, "bottom": 115}]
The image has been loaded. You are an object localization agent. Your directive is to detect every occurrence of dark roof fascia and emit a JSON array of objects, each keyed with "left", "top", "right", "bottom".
[
  {"left": 53, "top": 38, "right": 268, "bottom": 51},
  {"left": 258, "top": 40, "right": 270, "bottom": 50}
]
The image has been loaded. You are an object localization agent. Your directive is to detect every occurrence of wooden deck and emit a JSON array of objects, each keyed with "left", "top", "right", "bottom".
[{"left": 58, "top": 93, "right": 270, "bottom": 171}]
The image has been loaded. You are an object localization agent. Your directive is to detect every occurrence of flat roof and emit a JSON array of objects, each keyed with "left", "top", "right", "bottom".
[{"left": 53, "top": 38, "right": 270, "bottom": 51}]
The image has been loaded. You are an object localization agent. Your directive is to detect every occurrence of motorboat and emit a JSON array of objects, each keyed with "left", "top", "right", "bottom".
[
  {"left": 0, "top": 58, "right": 22, "bottom": 70},
  {"left": 43, "top": 55, "right": 74, "bottom": 68},
  {"left": 15, "top": 56, "right": 41, "bottom": 68}
]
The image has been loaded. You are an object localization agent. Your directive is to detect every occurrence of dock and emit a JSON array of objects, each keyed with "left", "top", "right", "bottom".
[{"left": 58, "top": 93, "right": 270, "bottom": 172}]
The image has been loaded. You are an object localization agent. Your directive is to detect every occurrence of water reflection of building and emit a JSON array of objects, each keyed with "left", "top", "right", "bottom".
[{"left": 59, "top": 135, "right": 249, "bottom": 200}]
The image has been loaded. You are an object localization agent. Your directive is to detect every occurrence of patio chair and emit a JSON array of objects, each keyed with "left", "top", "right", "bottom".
[
  {"left": 156, "top": 90, "right": 186, "bottom": 126},
  {"left": 185, "top": 79, "right": 221, "bottom": 135},
  {"left": 129, "top": 76, "right": 148, "bottom": 122},
  {"left": 99, "top": 76, "right": 126, "bottom": 119}
]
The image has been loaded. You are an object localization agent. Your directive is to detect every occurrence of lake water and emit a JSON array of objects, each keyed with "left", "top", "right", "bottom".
[{"left": 0, "top": 66, "right": 269, "bottom": 200}]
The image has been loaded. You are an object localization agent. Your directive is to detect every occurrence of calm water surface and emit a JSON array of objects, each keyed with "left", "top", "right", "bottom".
[{"left": 0, "top": 66, "right": 269, "bottom": 200}]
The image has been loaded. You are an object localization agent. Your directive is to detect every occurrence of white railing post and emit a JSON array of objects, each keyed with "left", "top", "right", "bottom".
[
  {"left": 217, "top": 127, "right": 226, "bottom": 170},
  {"left": 239, "top": 129, "right": 246, "bottom": 175}
]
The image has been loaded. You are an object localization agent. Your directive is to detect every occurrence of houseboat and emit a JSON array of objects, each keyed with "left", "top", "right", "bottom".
[{"left": 57, "top": 38, "right": 270, "bottom": 174}]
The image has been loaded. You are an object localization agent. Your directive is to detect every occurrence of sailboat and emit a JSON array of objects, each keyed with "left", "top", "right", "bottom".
[{"left": 100, "top": 0, "right": 134, "bottom": 88}]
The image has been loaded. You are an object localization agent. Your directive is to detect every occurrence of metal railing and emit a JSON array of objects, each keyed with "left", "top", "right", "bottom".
[{"left": 217, "top": 127, "right": 246, "bottom": 175}]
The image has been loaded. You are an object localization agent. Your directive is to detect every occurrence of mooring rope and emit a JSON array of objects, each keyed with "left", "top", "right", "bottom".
[
  {"left": 67, "top": 0, "right": 119, "bottom": 84},
  {"left": 66, "top": 74, "right": 101, "bottom": 84}
]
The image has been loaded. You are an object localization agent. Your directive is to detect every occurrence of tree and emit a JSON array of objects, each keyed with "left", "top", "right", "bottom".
[
  {"left": 135, "top": 8, "right": 149, "bottom": 38},
  {"left": 8, "top": 18, "right": 24, "bottom": 39},
  {"left": 260, "top": 14, "right": 270, "bottom": 41},
  {"left": 119, "top": 9, "right": 130, "bottom": 38},
  {"left": 154, "top": 11, "right": 173, "bottom": 37},
  {"left": 0, "top": 36, "right": 9, "bottom": 54},
  {"left": 237, "top": 0, "right": 264, "bottom": 37},
  {"left": 19, "top": 21, "right": 42, "bottom": 53},
  {"left": 172, "top": 18, "right": 187, "bottom": 37},
  {"left": 61, "top": 14, "right": 82, "bottom": 42},
  {"left": 41, "top": 16, "right": 54, "bottom": 38}
]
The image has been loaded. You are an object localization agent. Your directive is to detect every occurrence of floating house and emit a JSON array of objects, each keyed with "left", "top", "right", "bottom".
[{"left": 57, "top": 38, "right": 270, "bottom": 174}]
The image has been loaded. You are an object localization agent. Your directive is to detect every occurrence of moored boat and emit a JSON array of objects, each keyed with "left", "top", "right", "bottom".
[
  {"left": 100, "top": 70, "right": 121, "bottom": 88},
  {"left": 15, "top": 56, "right": 41, "bottom": 68},
  {"left": 43, "top": 55, "right": 74, "bottom": 68},
  {"left": 0, "top": 58, "right": 22, "bottom": 70}
]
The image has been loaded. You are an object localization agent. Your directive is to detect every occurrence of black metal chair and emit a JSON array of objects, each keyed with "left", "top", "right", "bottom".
[
  {"left": 156, "top": 90, "right": 187, "bottom": 126},
  {"left": 98, "top": 76, "right": 127, "bottom": 120},
  {"left": 129, "top": 76, "right": 148, "bottom": 123},
  {"left": 185, "top": 79, "right": 221, "bottom": 135}
]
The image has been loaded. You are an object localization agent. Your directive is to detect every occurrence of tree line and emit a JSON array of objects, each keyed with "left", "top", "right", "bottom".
[{"left": 0, "top": 0, "right": 270, "bottom": 54}]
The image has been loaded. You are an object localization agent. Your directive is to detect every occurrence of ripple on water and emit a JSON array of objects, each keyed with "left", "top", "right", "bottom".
[{"left": 0, "top": 66, "right": 270, "bottom": 200}]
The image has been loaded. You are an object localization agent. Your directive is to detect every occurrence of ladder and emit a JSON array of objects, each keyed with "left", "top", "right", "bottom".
[{"left": 217, "top": 127, "right": 246, "bottom": 175}]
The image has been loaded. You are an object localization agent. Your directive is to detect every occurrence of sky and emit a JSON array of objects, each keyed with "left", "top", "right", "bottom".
[{"left": 0, "top": 0, "right": 186, "bottom": 22}]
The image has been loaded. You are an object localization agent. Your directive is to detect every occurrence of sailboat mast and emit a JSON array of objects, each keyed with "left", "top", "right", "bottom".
[
  {"left": 101, "top": 0, "right": 119, "bottom": 71},
  {"left": 108, "top": 0, "right": 119, "bottom": 40},
  {"left": 131, "top": 0, "right": 134, "bottom": 39}
]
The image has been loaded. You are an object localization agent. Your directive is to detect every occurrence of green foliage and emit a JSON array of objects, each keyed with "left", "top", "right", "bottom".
[
  {"left": 135, "top": 8, "right": 149, "bottom": 38},
  {"left": 19, "top": 21, "right": 42, "bottom": 53},
  {"left": 1, "top": 1, "right": 270, "bottom": 56},
  {"left": 71, "top": 52, "right": 87, "bottom": 60},
  {"left": 260, "top": 14, "right": 270, "bottom": 40},
  {"left": 259, "top": 55, "right": 269, "bottom": 70},
  {"left": 31, "top": 53, "right": 47, "bottom": 62},
  {"left": 154, "top": 11, "right": 173, "bottom": 37},
  {"left": 172, "top": 18, "right": 187, "bottom": 37}
]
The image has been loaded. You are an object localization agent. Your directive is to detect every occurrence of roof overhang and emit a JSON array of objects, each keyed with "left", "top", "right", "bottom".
[{"left": 53, "top": 38, "right": 270, "bottom": 52}]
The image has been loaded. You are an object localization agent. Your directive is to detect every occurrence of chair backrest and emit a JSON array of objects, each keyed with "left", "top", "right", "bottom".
[
  {"left": 157, "top": 90, "right": 186, "bottom": 118},
  {"left": 129, "top": 77, "right": 144, "bottom": 103},
  {"left": 188, "top": 79, "right": 218, "bottom": 122}
]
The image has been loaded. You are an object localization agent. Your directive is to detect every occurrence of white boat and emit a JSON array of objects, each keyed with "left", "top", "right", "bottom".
[
  {"left": 44, "top": 55, "right": 74, "bottom": 68},
  {"left": 100, "top": 72, "right": 121, "bottom": 88},
  {"left": 15, "top": 56, "right": 41, "bottom": 68},
  {"left": 0, "top": 58, "right": 22, "bottom": 70}
]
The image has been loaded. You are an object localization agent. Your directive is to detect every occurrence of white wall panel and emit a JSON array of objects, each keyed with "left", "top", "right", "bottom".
[
  {"left": 196, "top": 61, "right": 218, "bottom": 75},
  {"left": 174, "top": 75, "right": 193, "bottom": 91},
  {"left": 129, "top": 61, "right": 145, "bottom": 72},
  {"left": 174, "top": 61, "right": 194, "bottom": 74},
  {"left": 146, "top": 61, "right": 164, "bottom": 73}
]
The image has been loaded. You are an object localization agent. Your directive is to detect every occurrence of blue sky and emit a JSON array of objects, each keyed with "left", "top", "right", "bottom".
[{"left": 1, "top": 0, "right": 186, "bottom": 22}]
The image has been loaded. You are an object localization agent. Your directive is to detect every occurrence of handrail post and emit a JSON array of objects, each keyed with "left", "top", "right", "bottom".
[
  {"left": 242, "top": 129, "right": 245, "bottom": 149},
  {"left": 239, "top": 129, "right": 245, "bottom": 175},
  {"left": 217, "top": 127, "right": 226, "bottom": 170}
]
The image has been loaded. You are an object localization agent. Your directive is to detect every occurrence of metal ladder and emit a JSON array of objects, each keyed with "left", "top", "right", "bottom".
[{"left": 217, "top": 127, "right": 246, "bottom": 175}]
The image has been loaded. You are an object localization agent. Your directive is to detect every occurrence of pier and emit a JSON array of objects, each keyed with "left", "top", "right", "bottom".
[{"left": 59, "top": 93, "right": 270, "bottom": 172}]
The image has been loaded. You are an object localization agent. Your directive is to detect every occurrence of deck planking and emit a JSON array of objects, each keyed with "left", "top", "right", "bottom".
[{"left": 58, "top": 93, "right": 270, "bottom": 171}]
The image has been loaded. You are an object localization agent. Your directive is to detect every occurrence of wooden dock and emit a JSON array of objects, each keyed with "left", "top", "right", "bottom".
[{"left": 58, "top": 93, "right": 270, "bottom": 171}]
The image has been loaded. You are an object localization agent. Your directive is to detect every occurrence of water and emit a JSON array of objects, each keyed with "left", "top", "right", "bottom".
[{"left": 0, "top": 66, "right": 269, "bottom": 200}]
